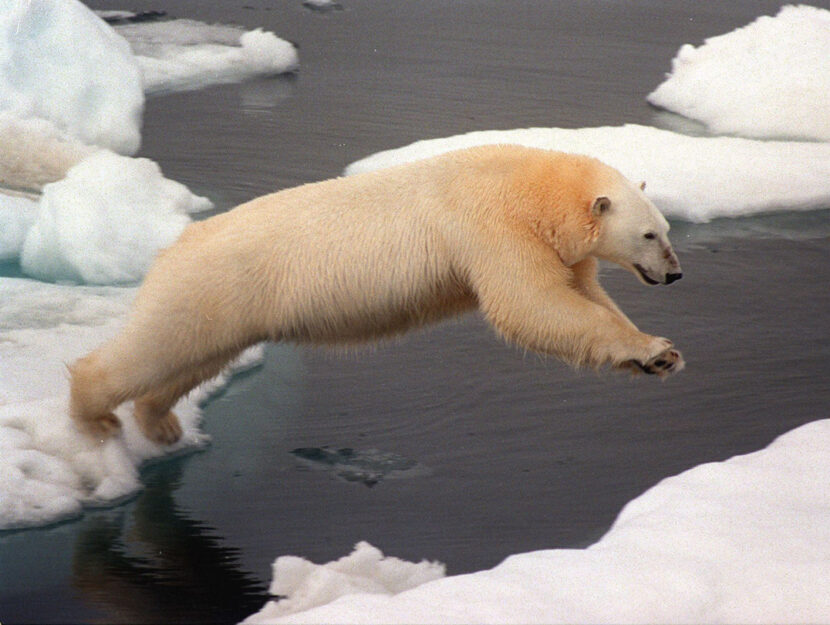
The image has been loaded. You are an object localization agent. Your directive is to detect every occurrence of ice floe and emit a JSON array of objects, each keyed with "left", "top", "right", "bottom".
[
  {"left": 648, "top": 5, "right": 830, "bottom": 141},
  {"left": 0, "top": 0, "right": 299, "bottom": 284},
  {"left": 20, "top": 151, "right": 211, "bottom": 285},
  {"left": 345, "top": 124, "right": 830, "bottom": 223},
  {"left": 0, "top": 277, "right": 263, "bottom": 530},
  {"left": 243, "top": 542, "right": 445, "bottom": 622},
  {"left": 113, "top": 19, "right": 299, "bottom": 95},
  {"left": 0, "top": 0, "right": 144, "bottom": 155},
  {"left": 246, "top": 419, "right": 830, "bottom": 624}
]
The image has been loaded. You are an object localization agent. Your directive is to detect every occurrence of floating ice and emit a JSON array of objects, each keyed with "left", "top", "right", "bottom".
[
  {"left": 0, "top": 193, "right": 39, "bottom": 262},
  {"left": 345, "top": 124, "right": 830, "bottom": 223},
  {"left": 246, "top": 419, "right": 830, "bottom": 624},
  {"left": 19, "top": 150, "right": 212, "bottom": 285},
  {"left": 0, "top": 277, "right": 264, "bottom": 530},
  {"left": 243, "top": 542, "right": 445, "bottom": 622},
  {"left": 113, "top": 19, "right": 299, "bottom": 94},
  {"left": 648, "top": 5, "right": 830, "bottom": 141},
  {"left": 0, "top": 0, "right": 144, "bottom": 154}
]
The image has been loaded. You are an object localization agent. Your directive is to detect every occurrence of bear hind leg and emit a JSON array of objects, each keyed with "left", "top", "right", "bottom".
[
  {"left": 133, "top": 350, "right": 241, "bottom": 445},
  {"left": 69, "top": 352, "right": 129, "bottom": 441}
]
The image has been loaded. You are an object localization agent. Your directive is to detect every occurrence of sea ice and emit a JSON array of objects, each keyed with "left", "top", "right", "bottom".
[
  {"left": 0, "top": 1, "right": 300, "bottom": 284},
  {"left": 0, "top": 193, "right": 39, "bottom": 262},
  {"left": 113, "top": 18, "right": 299, "bottom": 94},
  {"left": 345, "top": 124, "right": 830, "bottom": 223},
  {"left": 243, "top": 542, "right": 445, "bottom": 622},
  {"left": 245, "top": 419, "right": 830, "bottom": 624},
  {"left": 647, "top": 5, "right": 830, "bottom": 141},
  {"left": 0, "top": 277, "right": 264, "bottom": 530},
  {"left": 20, "top": 150, "right": 212, "bottom": 285},
  {"left": 0, "top": 0, "right": 144, "bottom": 154}
]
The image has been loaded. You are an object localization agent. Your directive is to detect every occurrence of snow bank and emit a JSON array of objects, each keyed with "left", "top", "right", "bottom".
[
  {"left": 19, "top": 151, "right": 211, "bottom": 285},
  {"left": 244, "top": 542, "right": 445, "bottom": 622},
  {"left": 0, "top": 277, "right": 264, "bottom": 530},
  {"left": 113, "top": 19, "right": 299, "bottom": 95},
  {"left": 648, "top": 5, "right": 830, "bottom": 141},
  {"left": 246, "top": 419, "right": 830, "bottom": 624},
  {"left": 345, "top": 124, "right": 830, "bottom": 223},
  {"left": 0, "top": 0, "right": 144, "bottom": 155}
]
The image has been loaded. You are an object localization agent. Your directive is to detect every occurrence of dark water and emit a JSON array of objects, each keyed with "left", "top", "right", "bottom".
[{"left": 3, "top": 1, "right": 830, "bottom": 623}]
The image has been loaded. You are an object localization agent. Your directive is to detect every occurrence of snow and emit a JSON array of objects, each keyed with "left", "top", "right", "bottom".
[
  {"left": 647, "top": 5, "right": 830, "bottom": 141},
  {"left": 0, "top": 277, "right": 264, "bottom": 530},
  {"left": 0, "top": 193, "right": 39, "bottom": 262},
  {"left": 0, "top": 0, "right": 301, "bottom": 284},
  {"left": 243, "top": 542, "right": 445, "bottom": 622},
  {"left": 20, "top": 150, "right": 211, "bottom": 285},
  {"left": 113, "top": 19, "right": 299, "bottom": 95},
  {"left": 0, "top": 0, "right": 144, "bottom": 155},
  {"left": 245, "top": 419, "right": 830, "bottom": 624},
  {"left": 345, "top": 124, "right": 830, "bottom": 223}
]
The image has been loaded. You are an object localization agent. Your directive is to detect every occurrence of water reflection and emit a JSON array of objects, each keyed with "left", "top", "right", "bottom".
[
  {"left": 670, "top": 208, "right": 830, "bottom": 249},
  {"left": 71, "top": 459, "right": 269, "bottom": 625},
  {"left": 239, "top": 75, "right": 297, "bottom": 116}
]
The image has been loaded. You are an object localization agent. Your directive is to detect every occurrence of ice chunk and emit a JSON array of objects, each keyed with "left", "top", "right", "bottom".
[
  {"left": 243, "top": 542, "right": 445, "bottom": 622},
  {"left": 0, "top": 193, "right": 39, "bottom": 261},
  {"left": 19, "top": 150, "right": 212, "bottom": 285},
  {"left": 246, "top": 420, "right": 830, "bottom": 624},
  {"left": 113, "top": 19, "right": 299, "bottom": 94},
  {"left": 0, "top": 277, "right": 265, "bottom": 530},
  {"left": 345, "top": 124, "right": 830, "bottom": 223},
  {"left": 648, "top": 5, "right": 830, "bottom": 141},
  {"left": 0, "top": 0, "right": 144, "bottom": 154}
]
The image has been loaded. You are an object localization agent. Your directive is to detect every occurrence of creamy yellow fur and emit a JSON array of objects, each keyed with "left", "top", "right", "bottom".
[{"left": 70, "top": 145, "right": 682, "bottom": 444}]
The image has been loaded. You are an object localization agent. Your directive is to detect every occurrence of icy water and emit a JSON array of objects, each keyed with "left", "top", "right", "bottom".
[{"left": 3, "top": 1, "right": 830, "bottom": 623}]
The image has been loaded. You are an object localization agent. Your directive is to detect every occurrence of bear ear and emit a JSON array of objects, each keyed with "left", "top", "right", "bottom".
[
  {"left": 639, "top": 181, "right": 646, "bottom": 191},
  {"left": 591, "top": 196, "right": 611, "bottom": 217}
]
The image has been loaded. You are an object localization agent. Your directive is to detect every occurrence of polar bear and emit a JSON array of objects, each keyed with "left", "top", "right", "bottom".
[{"left": 70, "top": 145, "right": 683, "bottom": 445}]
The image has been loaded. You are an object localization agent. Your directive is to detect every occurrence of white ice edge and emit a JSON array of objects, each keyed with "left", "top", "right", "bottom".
[
  {"left": 245, "top": 417, "right": 830, "bottom": 624},
  {"left": 345, "top": 124, "right": 830, "bottom": 223},
  {"left": 647, "top": 5, "right": 830, "bottom": 141},
  {"left": 0, "top": 277, "right": 264, "bottom": 531}
]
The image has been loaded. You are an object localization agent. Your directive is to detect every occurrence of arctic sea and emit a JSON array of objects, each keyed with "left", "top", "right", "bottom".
[{"left": 2, "top": 1, "right": 829, "bottom": 623}]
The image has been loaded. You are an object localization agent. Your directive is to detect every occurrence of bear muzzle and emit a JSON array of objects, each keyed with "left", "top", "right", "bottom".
[{"left": 665, "top": 272, "right": 683, "bottom": 284}]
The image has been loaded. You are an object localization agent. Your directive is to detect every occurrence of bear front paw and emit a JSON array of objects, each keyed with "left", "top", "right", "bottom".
[{"left": 633, "top": 347, "right": 685, "bottom": 378}]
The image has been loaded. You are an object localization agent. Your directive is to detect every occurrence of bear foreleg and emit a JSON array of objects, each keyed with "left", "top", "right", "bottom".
[{"left": 473, "top": 252, "right": 682, "bottom": 373}]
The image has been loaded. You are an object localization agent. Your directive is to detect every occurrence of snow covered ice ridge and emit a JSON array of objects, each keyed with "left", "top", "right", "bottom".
[
  {"left": 647, "top": 5, "right": 830, "bottom": 141},
  {"left": 245, "top": 419, "right": 830, "bottom": 624},
  {"left": 346, "top": 124, "right": 830, "bottom": 223}
]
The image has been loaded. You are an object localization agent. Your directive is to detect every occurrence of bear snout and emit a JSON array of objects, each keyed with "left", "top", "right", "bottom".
[{"left": 665, "top": 272, "right": 683, "bottom": 284}]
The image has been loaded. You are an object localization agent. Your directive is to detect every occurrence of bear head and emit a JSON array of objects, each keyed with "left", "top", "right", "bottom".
[
  {"left": 516, "top": 150, "right": 682, "bottom": 286},
  {"left": 588, "top": 179, "right": 682, "bottom": 286}
]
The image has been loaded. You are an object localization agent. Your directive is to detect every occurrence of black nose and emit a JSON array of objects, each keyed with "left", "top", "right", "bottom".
[{"left": 665, "top": 272, "right": 683, "bottom": 284}]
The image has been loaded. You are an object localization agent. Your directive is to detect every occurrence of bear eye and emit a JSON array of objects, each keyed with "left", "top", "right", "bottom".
[{"left": 644, "top": 232, "right": 656, "bottom": 240}]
